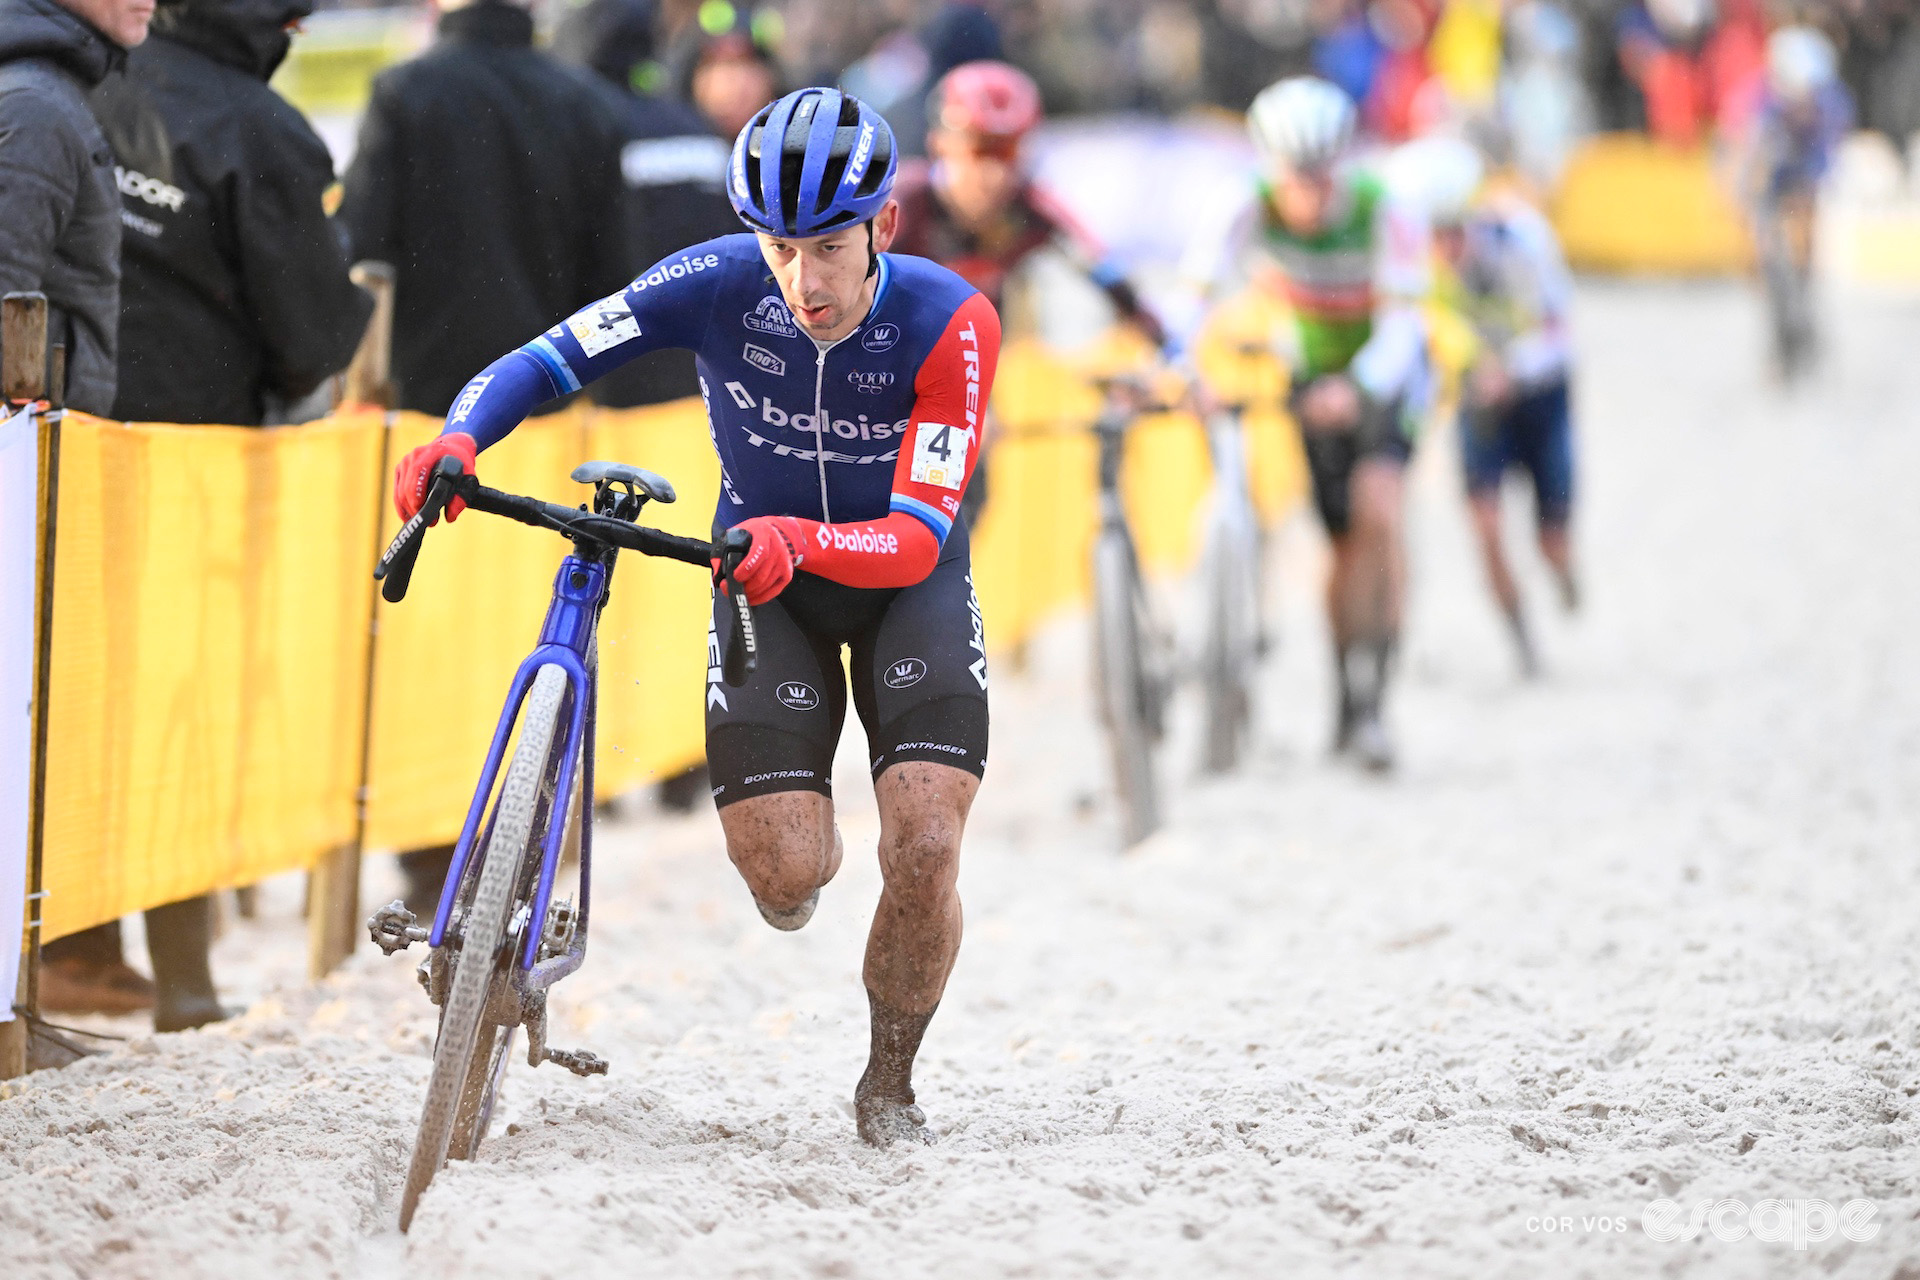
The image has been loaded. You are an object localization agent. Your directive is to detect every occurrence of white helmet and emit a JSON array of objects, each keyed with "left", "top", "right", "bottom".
[
  {"left": 1768, "top": 26, "right": 1837, "bottom": 104},
  {"left": 1390, "top": 135, "right": 1485, "bottom": 226},
  {"left": 1648, "top": 0, "right": 1714, "bottom": 41},
  {"left": 1248, "top": 77, "right": 1357, "bottom": 172}
]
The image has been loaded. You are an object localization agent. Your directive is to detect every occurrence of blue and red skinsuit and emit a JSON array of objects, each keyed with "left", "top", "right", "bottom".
[{"left": 441, "top": 234, "right": 1000, "bottom": 586}]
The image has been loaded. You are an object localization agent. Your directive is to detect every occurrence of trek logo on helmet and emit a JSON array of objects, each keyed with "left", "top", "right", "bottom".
[{"left": 845, "top": 121, "right": 877, "bottom": 187}]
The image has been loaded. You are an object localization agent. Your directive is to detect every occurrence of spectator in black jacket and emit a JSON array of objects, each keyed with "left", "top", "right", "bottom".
[
  {"left": 91, "top": 0, "right": 371, "bottom": 425},
  {"left": 338, "top": 0, "right": 632, "bottom": 418},
  {"left": 2, "top": 0, "right": 164, "bottom": 1028},
  {"left": 553, "top": 0, "right": 737, "bottom": 407},
  {"left": 0, "top": 0, "right": 151, "bottom": 414},
  {"left": 340, "top": 0, "right": 631, "bottom": 913}
]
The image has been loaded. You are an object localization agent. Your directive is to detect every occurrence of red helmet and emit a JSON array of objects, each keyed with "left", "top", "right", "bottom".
[{"left": 932, "top": 60, "right": 1043, "bottom": 140}]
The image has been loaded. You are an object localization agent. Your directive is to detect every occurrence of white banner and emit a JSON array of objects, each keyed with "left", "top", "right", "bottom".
[{"left": 0, "top": 406, "right": 38, "bottom": 1019}]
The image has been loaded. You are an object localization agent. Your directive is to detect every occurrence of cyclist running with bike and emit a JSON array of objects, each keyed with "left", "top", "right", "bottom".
[
  {"left": 891, "top": 61, "right": 1166, "bottom": 523},
  {"left": 1190, "top": 76, "right": 1431, "bottom": 771},
  {"left": 1737, "top": 24, "right": 1851, "bottom": 379},
  {"left": 1416, "top": 137, "right": 1579, "bottom": 676},
  {"left": 391, "top": 88, "right": 1000, "bottom": 1148}
]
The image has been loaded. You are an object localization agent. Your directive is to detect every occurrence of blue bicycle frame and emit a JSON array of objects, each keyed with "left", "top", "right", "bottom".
[{"left": 427, "top": 554, "right": 606, "bottom": 991}]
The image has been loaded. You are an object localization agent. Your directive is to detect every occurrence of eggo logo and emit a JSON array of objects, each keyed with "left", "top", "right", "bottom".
[
  {"left": 847, "top": 370, "right": 894, "bottom": 394},
  {"left": 777, "top": 682, "right": 819, "bottom": 710},
  {"left": 884, "top": 658, "right": 927, "bottom": 689},
  {"left": 815, "top": 525, "right": 899, "bottom": 555}
]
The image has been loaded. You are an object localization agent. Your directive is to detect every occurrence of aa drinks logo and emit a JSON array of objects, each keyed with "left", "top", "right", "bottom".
[{"left": 745, "top": 296, "right": 798, "bottom": 338}]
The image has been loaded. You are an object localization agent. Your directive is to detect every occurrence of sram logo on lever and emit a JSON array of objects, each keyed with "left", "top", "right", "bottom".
[{"left": 376, "top": 505, "right": 430, "bottom": 577}]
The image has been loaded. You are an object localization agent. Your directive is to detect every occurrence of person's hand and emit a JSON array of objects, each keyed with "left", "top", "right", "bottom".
[
  {"left": 1467, "top": 357, "right": 1513, "bottom": 410},
  {"left": 1300, "top": 374, "right": 1362, "bottom": 431},
  {"left": 393, "top": 433, "right": 478, "bottom": 523},
  {"left": 718, "top": 515, "right": 809, "bottom": 605}
]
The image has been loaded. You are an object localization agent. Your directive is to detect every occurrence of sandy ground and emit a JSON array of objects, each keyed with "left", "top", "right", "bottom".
[{"left": 5, "top": 280, "right": 1920, "bottom": 1279}]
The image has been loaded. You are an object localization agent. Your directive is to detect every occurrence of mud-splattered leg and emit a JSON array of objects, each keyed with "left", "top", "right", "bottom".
[{"left": 857, "top": 760, "right": 977, "bottom": 1146}]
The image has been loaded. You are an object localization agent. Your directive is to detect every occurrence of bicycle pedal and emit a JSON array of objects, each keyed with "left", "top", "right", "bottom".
[
  {"left": 544, "top": 1047, "right": 608, "bottom": 1077},
  {"left": 369, "top": 900, "right": 430, "bottom": 956}
]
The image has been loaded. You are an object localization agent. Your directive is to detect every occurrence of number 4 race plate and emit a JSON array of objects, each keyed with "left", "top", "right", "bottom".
[{"left": 909, "top": 421, "right": 971, "bottom": 490}]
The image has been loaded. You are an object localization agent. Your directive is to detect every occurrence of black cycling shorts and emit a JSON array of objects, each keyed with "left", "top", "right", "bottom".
[
  {"left": 704, "top": 549, "right": 990, "bottom": 808},
  {"left": 1290, "top": 379, "right": 1413, "bottom": 537}
]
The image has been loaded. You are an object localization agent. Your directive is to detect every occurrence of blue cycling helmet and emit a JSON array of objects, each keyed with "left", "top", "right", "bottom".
[{"left": 729, "top": 87, "right": 898, "bottom": 238}]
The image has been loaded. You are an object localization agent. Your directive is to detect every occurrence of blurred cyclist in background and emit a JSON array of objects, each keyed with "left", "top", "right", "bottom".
[
  {"left": 1614, "top": 0, "right": 1766, "bottom": 146},
  {"left": 1412, "top": 136, "right": 1579, "bottom": 677},
  {"left": 891, "top": 59, "right": 1166, "bottom": 524},
  {"left": 1195, "top": 76, "right": 1431, "bottom": 771},
  {"left": 1739, "top": 24, "right": 1851, "bottom": 380}
]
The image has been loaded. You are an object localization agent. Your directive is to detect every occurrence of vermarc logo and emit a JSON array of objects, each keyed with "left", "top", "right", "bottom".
[{"left": 884, "top": 657, "right": 927, "bottom": 689}]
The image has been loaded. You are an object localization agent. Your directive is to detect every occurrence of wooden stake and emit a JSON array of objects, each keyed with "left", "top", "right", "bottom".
[
  {"left": 340, "top": 262, "right": 395, "bottom": 409},
  {"left": 2, "top": 292, "right": 48, "bottom": 405},
  {"left": 3, "top": 299, "right": 53, "bottom": 1075},
  {"left": 306, "top": 383, "right": 398, "bottom": 980},
  {"left": 305, "top": 842, "right": 362, "bottom": 980}
]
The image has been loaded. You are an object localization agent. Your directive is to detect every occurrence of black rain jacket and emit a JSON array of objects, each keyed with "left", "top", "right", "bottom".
[
  {"left": 0, "top": 0, "right": 125, "bottom": 413},
  {"left": 338, "top": 1, "right": 631, "bottom": 417},
  {"left": 91, "top": 0, "right": 372, "bottom": 424}
]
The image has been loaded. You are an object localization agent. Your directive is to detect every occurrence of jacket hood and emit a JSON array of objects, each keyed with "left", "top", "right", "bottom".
[
  {"left": 551, "top": 0, "right": 655, "bottom": 92},
  {"left": 150, "top": 0, "right": 310, "bottom": 80},
  {"left": 0, "top": 0, "right": 123, "bottom": 83}
]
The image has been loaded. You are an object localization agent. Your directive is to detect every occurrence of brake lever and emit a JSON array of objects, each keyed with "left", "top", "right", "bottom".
[
  {"left": 717, "top": 527, "right": 757, "bottom": 687},
  {"left": 374, "top": 457, "right": 466, "bottom": 603}
]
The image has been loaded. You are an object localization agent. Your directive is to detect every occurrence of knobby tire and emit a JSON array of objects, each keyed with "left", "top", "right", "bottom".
[{"left": 399, "top": 663, "right": 569, "bottom": 1230}]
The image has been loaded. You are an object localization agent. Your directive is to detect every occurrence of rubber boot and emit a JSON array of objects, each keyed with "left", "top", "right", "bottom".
[
  {"left": 39, "top": 921, "right": 155, "bottom": 1015},
  {"left": 1331, "top": 644, "right": 1357, "bottom": 755},
  {"left": 1506, "top": 606, "right": 1542, "bottom": 679},
  {"left": 398, "top": 844, "right": 456, "bottom": 919},
  {"left": 1344, "top": 641, "right": 1396, "bottom": 773},
  {"left": 146, "top": 895, "right": 232, "bottom": 1033},
  {"left": 1556, "top": 569, "right": 1581, "bottom": 615}
]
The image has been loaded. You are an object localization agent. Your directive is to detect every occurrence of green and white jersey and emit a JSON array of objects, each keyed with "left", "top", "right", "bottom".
[{"left": 1190, "top": 165, "right": 1431, "bottom": 397}]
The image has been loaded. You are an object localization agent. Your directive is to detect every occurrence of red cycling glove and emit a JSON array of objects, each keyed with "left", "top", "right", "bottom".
[
  {"left": 393, "top": 432, "right": 478, "bottom": 523},
  {"left": 718, "top": 515, "right": 809, "bottom": 605}
]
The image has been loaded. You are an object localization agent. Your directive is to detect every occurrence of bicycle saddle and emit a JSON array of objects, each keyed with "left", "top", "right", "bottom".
[{"left": 570, "top": 460, "right": 676, "bottom": 504}]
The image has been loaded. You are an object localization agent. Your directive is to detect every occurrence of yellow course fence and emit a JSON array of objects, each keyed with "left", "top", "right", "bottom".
[{"left": 30, "top": 338, "right": 1304, "bottom": 942}]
